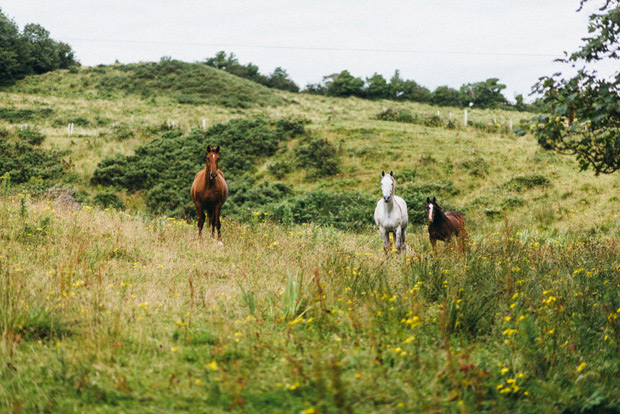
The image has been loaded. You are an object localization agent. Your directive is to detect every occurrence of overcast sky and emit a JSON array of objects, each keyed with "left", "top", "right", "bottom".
[{"left": 1, "top": 1, "right": 607, "bottom": 102}]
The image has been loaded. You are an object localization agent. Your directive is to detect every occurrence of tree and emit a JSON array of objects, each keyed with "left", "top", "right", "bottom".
[
  {"left": 365, "top": 73, "right": 390, "bottom": 99},
  {"left": 266, "top": 67, "right": 299, "bottom": 92},
  {"left": 459, "top": 78, "right": 509, "bottom": 109},
  {"left": 326, "top": 70, "right": 364, "bottom": 97},
  {"left": 0, "top": 9, "right": 28, "bottom": 85},
  {"left": 431, "top": 85, "right": 462, "bottom": 107},
  {"left": 398, "top": 79, "right": 432, "bottom": 102},
  {"left": 22, "top": 23, "right": 75, "bottom": 74},
  {"left": 531, "top": 1, "right": 620, "bottom": 175},
  {"left": 0, "top": 9, "right": 77, "bottom": 86},
  {"left": 388, "top": 70, "right": 405, "bottom": 100}
]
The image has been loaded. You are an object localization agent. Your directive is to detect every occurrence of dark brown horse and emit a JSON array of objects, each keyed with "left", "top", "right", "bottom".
[
  {"left": 190, "top": 145, "right": 229, "bottom": 244},
  {"left": 426, "top": 197, "right": 464, "bottom": 249}
]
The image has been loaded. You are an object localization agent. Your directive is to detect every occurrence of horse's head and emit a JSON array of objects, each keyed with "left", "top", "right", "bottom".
[
  {"left": 381, "top": 170, "right": 394, "bottom": 203},
  {"left": 426, "top": 196, "right": 438, "bottom": 222},
  {"left": 206, "top": 145, "right": 220, "bottom": 182}
]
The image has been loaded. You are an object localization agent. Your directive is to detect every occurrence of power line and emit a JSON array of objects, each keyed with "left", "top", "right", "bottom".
[{"left": 65, "top": 37, "right": 560, "bottom": 58}]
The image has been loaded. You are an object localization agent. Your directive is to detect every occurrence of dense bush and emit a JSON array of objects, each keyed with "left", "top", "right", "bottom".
[
  {"left": 93, "top": 190, "right": 125, "bottom": 210},
  {"left": 0, "top": 130, "right": 68, "bottom": 184},
  {"left": 270, "top": 189, "right": 376, "bottom": 230},
  {"left": 16, "top": 127, "right": 45, "bottom": 146},
  {"left": 295, "top": 137, "right": 341, "bottom": 177},
  {"left": 91, "top": 117, "right": 307, "bottom": 218},
  {"left": 375, "top": 108, "right": 415, "bottom": 123}
]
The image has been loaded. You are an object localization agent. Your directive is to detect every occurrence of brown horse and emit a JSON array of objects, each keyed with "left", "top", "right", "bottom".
[
  {"left": 190, "top": 145, "right": 229, "bottom": 243},
  {"left": 426, "top": 197, "right": 464, "bottom": 249}
]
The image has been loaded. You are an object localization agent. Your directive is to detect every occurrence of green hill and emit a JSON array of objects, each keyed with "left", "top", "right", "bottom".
[{"left": 3, "top": 59, "right": 284, "bottom": 108}]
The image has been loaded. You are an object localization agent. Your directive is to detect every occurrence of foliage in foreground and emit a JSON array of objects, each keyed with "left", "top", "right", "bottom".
[{"left": 1, "top": 196, "right": 620, "bottom": 413}]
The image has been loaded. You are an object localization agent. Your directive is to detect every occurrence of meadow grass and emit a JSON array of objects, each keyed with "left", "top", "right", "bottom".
[{"left": 1, "top": 194, "right": 620, "bottom": 413}]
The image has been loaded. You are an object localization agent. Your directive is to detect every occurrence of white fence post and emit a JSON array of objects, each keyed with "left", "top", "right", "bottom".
[
  {"left": 464, "top": 109, "right": 468, "bottom": 126},
  {"left": 202, "top": 119, "right": 206, "bottom": 130}
]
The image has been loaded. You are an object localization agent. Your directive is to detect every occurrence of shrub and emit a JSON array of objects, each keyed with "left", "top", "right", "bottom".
[
  {"left": 268, "top": 161, "right": 291, "bottom": 179},
  {"left": 503, "top": 174, "right": 551, "bottom": 192},
  {"left": 269, "top": 189, "right": 375, "bottom": 230},
  {"left": 112, "top": 125, "right": 135, "bottom": 141},
  {"left": 399, "top": 187, "right": 429, "bottom": 224},
  {"left": 225, "top": 174, "right": 292, "bottom": 220},
  {"left": 375, "top": 108, "right": 414, "bottom": 123},
  {"left": 295, "top": 138, "right": 340, "bottom": 177},
  {"left": 0, "top": 108, "right": 54, "bottom": 123},
  {"left": 457, "top": 155, "right": 490, "bottom": 177},
  {"left": 93, "top": 190, "right": 125, "bottom": 210},
  {"left": 16, "top": 127, "right": 45, "bottom": 146},
  {"left": 0, "top": 134, "right": 68, "bottom": 185}
]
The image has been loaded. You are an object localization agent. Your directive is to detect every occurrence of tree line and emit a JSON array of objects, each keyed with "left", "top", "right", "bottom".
[
  {"left": 0, "top": 8, "right": 78, "bottom": 87},
  {"left": 204, "top": 51, "right": 531, "bottom": 110}
]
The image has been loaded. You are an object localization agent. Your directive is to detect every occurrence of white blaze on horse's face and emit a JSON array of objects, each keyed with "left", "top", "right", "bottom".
[
  {"left": 428, "top": 203, "right": 434, "bottom": 222},
  {"left": 381, "top": 175, "right": 394, "bottom": 203}
]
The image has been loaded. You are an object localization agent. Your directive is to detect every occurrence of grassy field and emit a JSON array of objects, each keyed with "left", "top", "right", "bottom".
[{"left": 1, "top": 63, "right": 620, "bottom": 413}]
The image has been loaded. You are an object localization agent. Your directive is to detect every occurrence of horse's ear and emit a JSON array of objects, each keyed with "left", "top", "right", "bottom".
[
  {"left": 432, "top": 196, "right": 436, "bottom": 203},
  {"left": 390, "top": 170, "right": 393, "bottom": 176},
  {"left": 214, "top": 145, "right": 220, "bottom": 154},
  {"left": 207, "top": 145, "right": 211, "bottom": 153},
  {"left": 426, "top": 197, "right": 430, "bottom": 203},
  {"left": 382, "top": 170, "right": 385, "bottom": 177}
]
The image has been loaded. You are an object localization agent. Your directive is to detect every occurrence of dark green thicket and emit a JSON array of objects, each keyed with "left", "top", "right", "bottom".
[
  {"left": 91, "top": 117, "right": 308, "bottom": 218},
  {"left": 93, "top": 190, "right": 125, "bottom": 210},
  {"left": 295, "top": 137, "right": 341, "bottom": 177},
  {"left": 0, "top": 129, "right": 68, "bottom": 184},
  {"left": 269, "top": 189, "right": 376, "bottom": 230}
]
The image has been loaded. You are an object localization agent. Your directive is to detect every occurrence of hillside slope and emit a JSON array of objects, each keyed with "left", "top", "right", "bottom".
[{"left": 2, "top": 59, "right": 285, "bottom": 108}]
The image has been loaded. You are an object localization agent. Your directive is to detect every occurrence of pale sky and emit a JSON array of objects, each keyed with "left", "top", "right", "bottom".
[{"left": 1, "top": 1, "right": 607, "bottom": 102}]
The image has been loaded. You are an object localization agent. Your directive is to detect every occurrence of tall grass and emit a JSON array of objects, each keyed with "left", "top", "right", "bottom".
[{"left": 1, "top": 195, "right": 619, "bottom": 412}]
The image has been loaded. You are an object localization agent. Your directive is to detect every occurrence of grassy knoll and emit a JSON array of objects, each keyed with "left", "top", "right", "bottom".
[{"left": 1, "top": 64, "right": 620, "bottom": 412}]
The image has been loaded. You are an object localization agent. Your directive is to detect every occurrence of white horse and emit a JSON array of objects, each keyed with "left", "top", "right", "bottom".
[{"left": 374, "top": 170, "right": 408, "bottom": 252}]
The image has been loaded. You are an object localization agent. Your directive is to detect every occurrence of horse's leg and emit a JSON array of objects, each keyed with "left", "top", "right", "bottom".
[
  {"left": 430, "top": 236, "right": 437, "bottom": 250},
  {"left": 214, "top": 203, "right": 223, "bottom": 244},
  {"left": 205, "top": 206, "right": 215, "bottom": 240},
  {"left": 195, "top": 201, "right": 205, "bottom": 237},
  {"left": 380, "top": 226, "right": 390, "bottom": 253},
  {"left": 400, "top": 226, "right": 407, "bottom": 251},
  {"left": 395, "top": 226, "right": 403, "bottom": 252}
]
